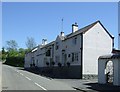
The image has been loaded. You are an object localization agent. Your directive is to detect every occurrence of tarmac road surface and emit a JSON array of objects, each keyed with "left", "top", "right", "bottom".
[{"left": 2, "top": 64, "right": 76, "bottom": 90}]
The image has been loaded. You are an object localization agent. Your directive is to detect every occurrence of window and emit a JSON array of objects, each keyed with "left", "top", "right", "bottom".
[
  {"left": 72, "top": 53, "right": 74, "bottom": 62},
  {"left": 56, "top": 42, "right": 59, "bottom": 50},
  {"left": 68, "top": 54, "right": 71, "bottom": 57},
  {"left": 46, "top": 49, "right": 51, "bottom": 56},
  {"left": 72, "top": 52, "right": 78, "bottom": 62},
  {"left": 73, "top": 37, "right": 77, "bottom": 45},
  {"left": 75, "top": 53, "right": 78, "bottom": 61}
]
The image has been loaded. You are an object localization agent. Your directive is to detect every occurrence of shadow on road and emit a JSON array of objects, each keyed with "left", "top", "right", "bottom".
[
  {"left": 2, "top": 63, "right": 24, "bottom": 68},
  {"left": 18, "top": 67, "right": 80, "bottom": 79},
  {"left": 84, "top": 82, "right": 120, "bottom": 91}
]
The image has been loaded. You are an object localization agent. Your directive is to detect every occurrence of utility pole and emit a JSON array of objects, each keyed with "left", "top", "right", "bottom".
[{"left": 61, "top": 18, "right": 63, "bottom": 32}]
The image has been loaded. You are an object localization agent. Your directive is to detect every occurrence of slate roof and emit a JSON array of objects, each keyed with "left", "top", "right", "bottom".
[
  {"left": 99, "top": 54, "right": 120, "bottom": 59},
  {"left": 26, "top": 20, "right": 114, "bottom": 53},
  {"left": 65, "top": 20, "right": 114, "bottom": 40},
  {"left": 41, "top": 41, "right": 55, "bottom": 48}
]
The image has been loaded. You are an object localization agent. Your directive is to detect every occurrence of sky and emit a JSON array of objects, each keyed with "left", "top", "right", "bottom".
[{"left": 2, "top": 2, "right": 118, "bottom": 49}]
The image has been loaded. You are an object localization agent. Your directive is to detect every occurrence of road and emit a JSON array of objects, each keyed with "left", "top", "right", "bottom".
[{"left": 2, "top": 64, "right": 75, "bottom": 90}]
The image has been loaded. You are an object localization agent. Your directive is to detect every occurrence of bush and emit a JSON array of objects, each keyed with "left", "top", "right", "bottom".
[{"left": 5, "top": 56, "right": 24, "bottom": 67}]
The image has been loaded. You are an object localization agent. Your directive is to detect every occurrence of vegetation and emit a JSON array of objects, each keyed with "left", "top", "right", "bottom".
[
  {"left": 25, "top": 37, "right": 36, "bottom": 50},
  {"left": 1, "top": 47, "right": 7, "bottom": 61},
  {"left": 0, "top": 37, "right": 36, "bottom": 67}
]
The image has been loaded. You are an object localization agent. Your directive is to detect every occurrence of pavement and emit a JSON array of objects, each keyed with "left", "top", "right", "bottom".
[
  {"left": 54, "top": 79, "right": 120, "bottom": 92},
  {"left": 2, "top": 64, "right": 76, "bottom": 90}
]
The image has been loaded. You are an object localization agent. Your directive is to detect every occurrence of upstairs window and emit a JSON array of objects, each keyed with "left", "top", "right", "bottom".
[
  {"left": 46, "top": 49, "right": 51, "bottom": 56},
  {"left": 73, "top": 37, "right": 77, "bottom": 45}
]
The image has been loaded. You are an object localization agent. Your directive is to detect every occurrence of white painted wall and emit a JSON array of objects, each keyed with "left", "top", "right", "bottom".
[
  {"left": 24, "top": 52, "right": 32, "bottom": 68},
  {"left": 54, "top": 36, "right": 63, "bottom": 66},
  {"left": 113, "top": 59, "right": 120, "bottom": 86},
  {"left": 36, "top": 47, "right": 45, "bottom": 67},
  {"left": 54, "top": 34, "right": 82, "bottom": 66},
  {"left": 98, "top": 59, "right": 107, "bottom": 84},
  {"left": 83, "top": 22, "right": 113, "bottom": 75},
  {"left": 62, "top": 35, "right": 82, "bottom": 66}
]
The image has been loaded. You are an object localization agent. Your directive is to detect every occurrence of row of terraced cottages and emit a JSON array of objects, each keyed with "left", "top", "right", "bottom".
[{"left": 24, "top": 20, "right": 114, "bottom": 79}]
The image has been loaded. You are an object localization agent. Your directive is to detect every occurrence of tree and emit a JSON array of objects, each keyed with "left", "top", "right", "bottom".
[
  {"left": 2, "top": 47, "right": 7, "bottom": 60},
  {"left": 2, "top": 47, "right": 5, "bottom": 54},
  {"left": 6, "top": 40, "right": 18, "bottom": 51},
  {"left": 18, "top": 48, "right": 25, "bottom": 57},
  {"left": 25, "top": 37, "right": 36, "bottom": 50},
  {"left": 4, "top": 40, "right": 25, "bottom": 67}
]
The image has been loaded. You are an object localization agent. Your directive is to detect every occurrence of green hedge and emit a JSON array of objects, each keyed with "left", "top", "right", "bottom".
[{"left": 5, "top": 56, "right": 24, "bottom": 67}]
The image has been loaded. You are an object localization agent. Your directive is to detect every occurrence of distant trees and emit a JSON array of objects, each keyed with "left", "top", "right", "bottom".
[
  {"left": 6, "top": 40, "right": 18, "bottom": 51},
  {"left": 6, "top": 40, "right": 19, "bottom": 58},
  {"left": 1, "top": 47, "right": 7, "bottom": 61},
  {"left": 25, "top": 37, "right": 36, "bottom": 50},
  {"left": 1, "top": 37, "right": 37, "bottom": 67},
  {"left": 2, "top": 40, "right": 24, "bottom": 67},
  {"left": 18, "top": 48, "right": 26, "bottom": 57}
]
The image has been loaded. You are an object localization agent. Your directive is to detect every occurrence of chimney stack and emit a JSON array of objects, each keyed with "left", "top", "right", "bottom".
[
  {"left": 72, "top": 22, "right": 78, "bottom": 33},
  {"left": 42, "top": 39, "right": 47, "bottom": 45},
  {"left": 60, "top": 31, "right": 64, "bottom": 37}
]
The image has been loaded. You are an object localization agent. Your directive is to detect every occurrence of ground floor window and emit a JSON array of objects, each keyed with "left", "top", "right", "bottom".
[{"left": 72, "top": 52, "right": 79, "bottom": 62}]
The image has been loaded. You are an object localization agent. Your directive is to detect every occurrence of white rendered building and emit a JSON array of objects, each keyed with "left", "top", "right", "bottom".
[{"left": 24, "top": 20, "right": 114, "bottom": 78}]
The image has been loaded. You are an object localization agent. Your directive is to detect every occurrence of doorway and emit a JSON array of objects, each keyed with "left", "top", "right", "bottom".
[{"left": 105, "top": 60, "right": 113, "bottom": 84}]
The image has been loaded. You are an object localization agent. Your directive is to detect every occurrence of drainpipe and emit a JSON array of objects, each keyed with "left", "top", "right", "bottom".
[{"left": 81, "top": 33, "right": 83, "bottom": 79}]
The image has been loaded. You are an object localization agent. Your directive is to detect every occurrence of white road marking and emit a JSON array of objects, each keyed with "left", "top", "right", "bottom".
[
  {"left": 34, "top": 82, "right": 47, "bottom": 90},
  {"left": 20, "top": 73, "right": 23, "bottom": 76},
  {"left": 25, "top": 76, "right": 31, "bottom": 81}
]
